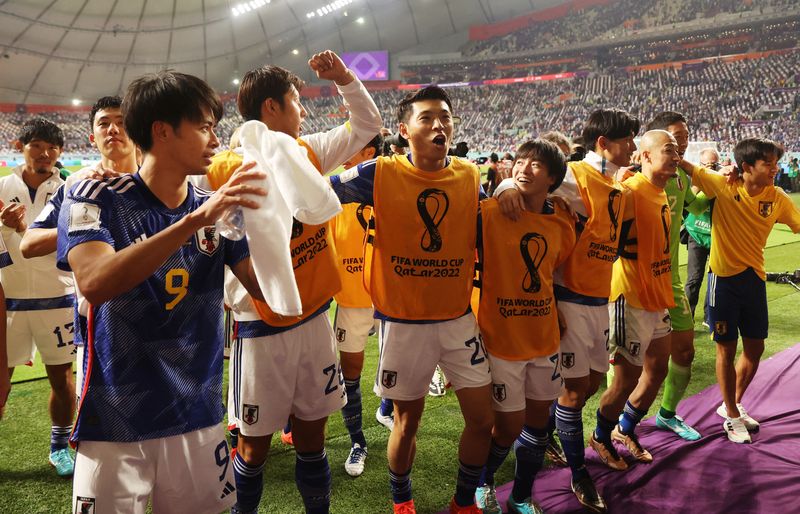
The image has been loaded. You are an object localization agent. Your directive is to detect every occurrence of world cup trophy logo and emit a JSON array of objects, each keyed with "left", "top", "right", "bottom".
[
  {"left": 520, "top": 232, "right": 548, "bottom": 293},
  {"left": 660, "top": 204, "right": 670, "bottom": 254},
  {"left": 417, "top": 188, "right": 449, "bottom": 252},
  {"left": 608, "top": 189, "right": 622, "bottom": 242},
  {"left": 356, "top": 203, "right": 369, "bottom": 231}
]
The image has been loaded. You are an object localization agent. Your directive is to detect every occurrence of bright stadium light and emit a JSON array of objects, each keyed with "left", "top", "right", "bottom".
[
  {"left": 305, "top": 0, "right": 354, "bottom": 19},
  {"left": 356, "top": 16, "right": 364, "bottom": 24},
  {"left": 232, "top": 78, "right": 240, "bottom": 85},
  {"left": 71, "top": 99, "right": 81, "bottom": 106},
  {"left": 292, "top": 49, "right": 299, "bottom": 55},
  {"left": 231, "top": 0, "right": 270, "bottom": 18}
]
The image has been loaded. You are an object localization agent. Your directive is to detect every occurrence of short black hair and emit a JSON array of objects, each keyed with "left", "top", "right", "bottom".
[
  {"left": 364, "top": 133, "right": 383, "bottom": 158},
  {"left": 515, "top": 139, "right": 567, "bottom": 192},
  {"left": 237, "top": 65, "right": 305, "bottom": 122},
  {"left": 581, "top": 109, "right": 640, "bottom": 153},
  {"left": 734, "top": 137, "right": 784, "bottom": 171},
  {"left": 396, "top": 86, "right": 453, "bottom": 124},
  {"left": 18, "top": 118, "right": 64, "bottom": 147},
  {"left": 646, "top": 111, "right": 687, "bottom": 132},
  {"left": 90, "top": 96, "right": 123, "bottom": 131},
  {"left": 122, "top": 70, "right": 223, "bottom": 152}
]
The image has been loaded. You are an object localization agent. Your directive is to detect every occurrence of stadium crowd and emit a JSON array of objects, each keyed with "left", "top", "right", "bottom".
[
  {"left": 4, "top": 49, "right": 796, "bottom": 158},
  {"left": 462, "top": 0, "right": 798, "bottom": 57}
]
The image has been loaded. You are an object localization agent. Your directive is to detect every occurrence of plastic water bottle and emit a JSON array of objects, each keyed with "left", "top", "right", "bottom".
[{"left": 215, "top": 206, "right": 246, "bottom": 241}]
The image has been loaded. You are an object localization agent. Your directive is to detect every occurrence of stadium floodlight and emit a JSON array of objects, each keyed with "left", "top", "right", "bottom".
[
  {"left": 71, "top": 99, "right": 81, "bottom": 106},
  {"left": 232, "top": 78, "right": 240, "bottom": 85},
  {"left": 292, "top": 49, "right": 299, "bottom": 55},
  {"left": 356, "top": 16, "right": 364, "bottom": 24},
  {"left": 305, "top": 0, "right": 354, "bottom": 19},
  {"left": 231, "top": 0, "right": 270, "bottom": 18}
]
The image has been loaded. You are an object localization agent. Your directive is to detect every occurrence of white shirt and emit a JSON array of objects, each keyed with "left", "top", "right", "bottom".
[{"left": 0, "top": 166, "right": 74, "bottom": 302}]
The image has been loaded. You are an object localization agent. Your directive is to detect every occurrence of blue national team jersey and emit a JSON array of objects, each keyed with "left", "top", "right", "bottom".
[
  {"left": 30, "top": 184, "right": 64, "bottom": 230},
  {"left": 57, "top": 173, "right": 249, "bottom": 442}
]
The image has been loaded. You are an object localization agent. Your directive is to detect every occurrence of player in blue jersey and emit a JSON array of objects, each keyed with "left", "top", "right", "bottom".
[
  {"left": 57, "top": 71, "right": 267, "bottom": 514},
  {"left": 21, "top": 96, "right": 139, "bottom": 409}
]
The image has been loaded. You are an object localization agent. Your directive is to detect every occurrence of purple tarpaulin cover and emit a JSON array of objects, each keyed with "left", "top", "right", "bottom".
[{"left": 438, "top": 343, "right": 800, "bottom": 513}]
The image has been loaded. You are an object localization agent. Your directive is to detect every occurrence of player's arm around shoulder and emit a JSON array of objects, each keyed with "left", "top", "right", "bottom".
[{"left": 679, "top": 158, "right": 726, "bottom": 197}]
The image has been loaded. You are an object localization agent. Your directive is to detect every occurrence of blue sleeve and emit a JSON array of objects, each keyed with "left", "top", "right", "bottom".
[
  {"left": 224, "top": 236, "right": 250, "bottom": 269},
  {"left": 30, "top": 185, "right": 65, "bottom": 230},
  {"left": 478, "top": 184, "right": 488, "bottom": 201},
  {"left": 329, "top": 160, "right": 376, "bottom": 205},
  {"left": 56, "top": 180, "right": 116, "bottom": 272}
]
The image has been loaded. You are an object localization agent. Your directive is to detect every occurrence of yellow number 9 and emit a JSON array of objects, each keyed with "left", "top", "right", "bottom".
[{"left": 165, "top": 268, "right": 189, "bottom": 310}]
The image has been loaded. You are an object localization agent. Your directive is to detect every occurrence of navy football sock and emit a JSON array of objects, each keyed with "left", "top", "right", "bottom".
[
  {"left": 296, "top": 449, "right": 331, "bottom": 514},
  {"left": 342, "top": 377, "right": 366, "bottom": 447}
]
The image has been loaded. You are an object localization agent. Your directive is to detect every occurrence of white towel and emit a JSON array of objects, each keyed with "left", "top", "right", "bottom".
[{"left": 238, "top": 120, "right": 342, "bottom": 317}]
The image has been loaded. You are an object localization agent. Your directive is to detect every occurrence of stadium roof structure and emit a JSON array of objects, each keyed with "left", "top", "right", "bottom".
[{"left": 0, "top": 0, "right": 556, "bottom": 105}]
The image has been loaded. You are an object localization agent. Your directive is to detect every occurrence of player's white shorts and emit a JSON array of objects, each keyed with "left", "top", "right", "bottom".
[
  {"left": 489, "top": 352, "right": 562, "bottom": 412},
  {"left": 608, "top": 296, "right": 672, "bottom": 367},
  {"left": 7, "top": 307, "right": 76, "bottom": 367},
  {"left": 72, "top": 424, "right": 235, "bottom": 514},
  {"left": 558, "top": 301, "right": 610, "bottom": 379},
  {"left": 333, "top": 305, "right": 377, "bottom": 353},
  {"left": 230, "top": 312, "right": 346, "bottom": 437},
  {"left": 374, "top": 312, "right": 491, "bottom": 401}
]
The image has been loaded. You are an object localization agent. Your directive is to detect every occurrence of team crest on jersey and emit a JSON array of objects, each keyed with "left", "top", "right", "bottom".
[
  {"left": 561, "top": 352, "right": 575, "bottom": 369},
  {"left": 758, "top": 201, "right": 773, "bottom": 218},
  {"left": 242, "top": 404, "right": 259, "bottom": 425},
  {"left": 75, "top": 496, "right": 95, "bottom": 514},
  {"left": 382, "top": 370, "right": 397, "bottom": 389},
  {"left": 195, "top": 226, "right": 220, "bottom": 256},
  {"left": 492, "top": 383, "right": 507, "bottom": 402},
  {"left": 336, "top": 328, "right": 347, "bottom": 343},
  {"left": 629, "top": 341, "right": 641, "bottom": 357},
  {"left": 715, "top": 321, "right": 728, "bottom": 336}
]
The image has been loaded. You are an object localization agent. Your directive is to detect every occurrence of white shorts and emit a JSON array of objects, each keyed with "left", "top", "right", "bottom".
[
  {"left": 72, "top": 424, "right": 235, "bottom": 514},
  {"left": 333, "top": 305, "right": 377, "bottom": 353},
  {"left": 558, "top": 301, "right": 611, "bottom": 379},
  {"left": 230, "top": 313, "right": 346, "bottom": 437},
  {"left": 7, "top": 308, "right": 76, "bottom": 367},
  {"left": 608, "top": 296, "right": 672, "bottom": 367},
  {"left": 374, "top": 312, "right": 491, "bottom": 401},
  {"left": 490, "top": 353, "right": 562, "bottom": 412}
]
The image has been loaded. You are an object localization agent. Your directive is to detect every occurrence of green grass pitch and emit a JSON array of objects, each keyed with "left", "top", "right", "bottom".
[{"left": 0, "top": 167, "right": 798, "bottom": 513}]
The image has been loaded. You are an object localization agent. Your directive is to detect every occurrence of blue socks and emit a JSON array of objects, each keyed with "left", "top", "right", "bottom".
[
  {"left": 479, "top": 439, "right": 512, "bottom": 487},
  {"left": 619, "top": 400, "right": 647, "bottom": 435},
  {"left": 594, "top": 409, "right": 616, "bottom": 443},
  {"left": 389, "top": 467, "right": 413, "bottom": 504},
  {"left": 379, "top": 397, "right": 394, "bottom": 417},
  {"left": 296, "top": 450, "right": 331, "bottom": 514},
  {"left": 50, "top": 425, "right": 71, "bottom": 452},
  {"left": 555, "top": 403, "right": 588, "bottom": 481},
  {"left": 511, "top": 425, "right": 548, "bottom": 503},
  {"left": 232, "top": 452, "right": 265, "bottom": 514},
  {"left": 454, "top": 460, "right": 483, "bottom": 507},
  {"left": 342, "top": 377, "right": 367, "bottom": 447}
]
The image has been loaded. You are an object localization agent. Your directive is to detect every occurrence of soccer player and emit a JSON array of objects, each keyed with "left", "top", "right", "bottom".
[
  {"left": 474, "top": 139, "right": 576, "bottom": 514},
  {"left": 330, "top": 133, "right": 383, "bottom": 476},
  {"left": 20, "top": 96, "right": 140, "bottom": 412},
  {"left": 21, "top": 96, "right": 138, "bottom": 258},
  {"left": 206, "top": 50, "right": 381, "bottom": 514},
  {"left": 680, "top": 138, "right": 800, "bottom": 443},
  {"left": 592, "top": 130, "right": 680, "bottom": 470},
  {"left": 330, "top": 85, "right": 493, "bottom": 514},
  {"left": 684, "top": 148, "right": 719, "bottom": 324},
  {"left": 57, "top": 71, "right": 267, "bottom": 514},
  {"left": 642, "top": 112, "right": 709, "bottom": 441},
  {"left": 494, "top": 109, "right": 639, "bottom": 512},
  {"left": 0, "top": 118, "right": 78, "bottom": 476}
]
